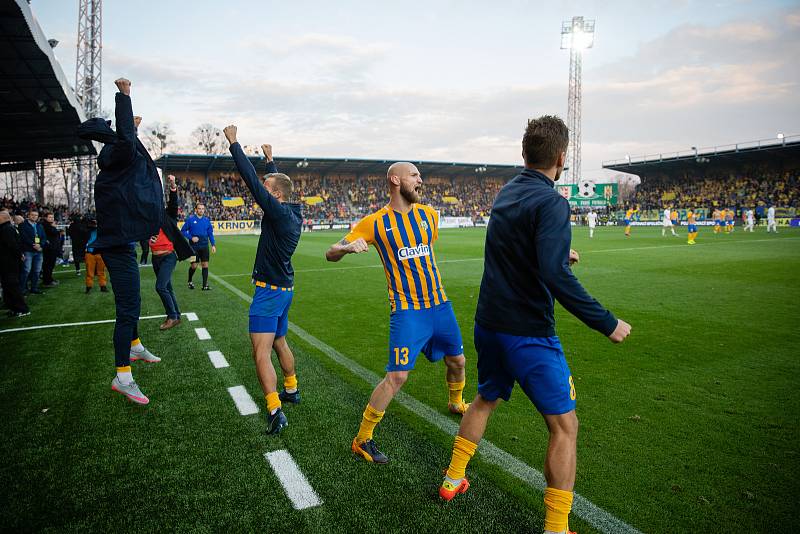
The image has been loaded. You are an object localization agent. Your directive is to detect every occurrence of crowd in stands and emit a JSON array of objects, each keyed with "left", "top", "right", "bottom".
[
  {"left": 1, "top": 197, "right": 73, "bottom": 224},
  {"left": 631, "top": 171, "right": 799, "bottom": 211},
  {"left": 175, "top": 175, "right": 505, "bottom": 222},
  {"left": 4, "top": 168, "right": 798, "bottom": 229}
]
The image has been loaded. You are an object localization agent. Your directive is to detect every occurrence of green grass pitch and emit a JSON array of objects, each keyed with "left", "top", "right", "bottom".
[{"left": 1, "top": 225, "right": 798, "bottom": 533}]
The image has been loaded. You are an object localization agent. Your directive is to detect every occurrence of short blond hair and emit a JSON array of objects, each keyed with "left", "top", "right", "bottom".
[{"left": 266, "top": 173, "right": 293, "bottom": 198}]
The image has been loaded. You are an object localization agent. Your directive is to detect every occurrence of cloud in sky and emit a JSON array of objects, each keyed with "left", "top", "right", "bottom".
[{"left": 36, "top": 1, "right": 799, "bottom": 179}]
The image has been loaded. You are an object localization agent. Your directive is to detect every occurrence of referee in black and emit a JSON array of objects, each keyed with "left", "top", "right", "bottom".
[{"left": 440, "top": 116, "right": 630, "bottom": 534}]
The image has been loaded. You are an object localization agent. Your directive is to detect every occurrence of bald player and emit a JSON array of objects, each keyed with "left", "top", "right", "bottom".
[{"left": 325, "top": 162, "right": 470, "bottom": 464}]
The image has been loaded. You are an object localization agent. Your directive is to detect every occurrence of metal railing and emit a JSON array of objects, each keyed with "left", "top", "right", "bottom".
[{"left": 602, "top": 134, "right": 799, "bottom": 167}]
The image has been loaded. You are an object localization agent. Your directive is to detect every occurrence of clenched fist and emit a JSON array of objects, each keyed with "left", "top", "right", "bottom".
[
  {"left": 569, "top": 249, "right": 579, "bottom": 266},
  {"left": 114, "top": 78, "right": 131, "bottom": 95},
  {"left": 608, "top": 319, "right": 631, "bottom": 344},
  {"left": 223, "top": 124, "right": 238, "bottom": 144},
  {"left": 261, "top": 144, "right": 273, "bottom": 162},
  {"left": 345, "top": 238, "right": 369, "bottom": 254}
]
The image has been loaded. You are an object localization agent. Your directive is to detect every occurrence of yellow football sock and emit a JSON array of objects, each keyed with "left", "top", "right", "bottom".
[
  {"left": 284, "top": 374, "right": 298, "bottom": 392},
  {"left": 544, "top": 487, "right": 574, "bottom": 533},
  {"left": 116, "top": 365, "right": 131, "bottom": 373},
  {"left": 130, "top": 338, "right": 141, "bottom": 348},
  {"left": 356, "top": 404, "right": 384, "bottom": 443},
  {"left": 265, "top": 392, "right": 281, "bottom": 414},
  {"left": 445, "top": 435, "right": 477, "bottom": 480},
  {"left": 447, "top": 380, "right": 465, "bottom": 405}
]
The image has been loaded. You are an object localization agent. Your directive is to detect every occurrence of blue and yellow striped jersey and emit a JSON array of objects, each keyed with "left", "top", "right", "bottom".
[{"left": 345, "top": 204, "right": 447, "bottom": 312}]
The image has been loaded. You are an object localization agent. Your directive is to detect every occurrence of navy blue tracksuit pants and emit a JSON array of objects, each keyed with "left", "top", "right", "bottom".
[
  {"left": 101, "top": 246, "right": 140, "bottom": 368},
  {"left": 152, "top": 252, "right": 180, "bottom": 320}
]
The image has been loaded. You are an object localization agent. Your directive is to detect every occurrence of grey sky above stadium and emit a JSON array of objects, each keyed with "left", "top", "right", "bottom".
[{"left": 34, "top": 0, "right": 800, "bottom": 180}]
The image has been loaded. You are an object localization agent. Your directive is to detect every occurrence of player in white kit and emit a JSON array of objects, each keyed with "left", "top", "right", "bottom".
[
  {"left": 767, "top": 206, "right": 777, "bottom": 233},
  {"left": 744, "top": 209, "right": 755, "bottom": 232},
  {"left": 587, "top": 209, "right": 598, "bottom": 238},
  {"left": 662, "top": 207, "right": 677, "bottom": 237}
]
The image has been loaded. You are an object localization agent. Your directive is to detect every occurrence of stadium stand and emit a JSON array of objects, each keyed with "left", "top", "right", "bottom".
[
  {"left": 173, "top": 174, "right": 505, "bottom": 222},
  {"left": 605, "top": 136, "right": 800, "bottom": 222}
]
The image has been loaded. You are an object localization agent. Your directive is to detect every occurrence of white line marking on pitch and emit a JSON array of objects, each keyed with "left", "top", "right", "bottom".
[
  {"left": 208, "top": 350, "right": 229, "bottom": 368},
  {"left": 214, "top": 236, "right": 800, "bottom": 278},
  {"left": 195, "top": 327, "right": 211, "bottom": 340},
  {"left": 185, "top": 312, "right": 199, "bottom": 322},
  {"left": 208, "top": 272, "right": 639, "bottom": 534},
  {"left": 265, "top": 450, "right": 323, "bottom": 510},
  {"left": 0, "top": 315, "right": 166, "bottom": 334},
  {"left": 227, "top": 385, "right": 259, "bottom": 415}
]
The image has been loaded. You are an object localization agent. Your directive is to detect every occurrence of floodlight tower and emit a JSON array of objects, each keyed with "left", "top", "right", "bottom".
[
  {"left": 561, "top": 16, "right": 594, "bottom": 185},
  {"left": 75, "top": 0, "right": 102, "bottom": 211}
]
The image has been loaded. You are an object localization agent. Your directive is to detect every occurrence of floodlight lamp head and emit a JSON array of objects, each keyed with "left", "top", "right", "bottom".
[{"left": 560, "top": 17, "right": 595, "bottom": 50}]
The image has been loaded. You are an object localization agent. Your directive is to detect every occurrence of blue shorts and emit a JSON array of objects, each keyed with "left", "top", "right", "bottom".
[
  {"left": 671, "top": 219, "right": 678, "bottom": 225},
  {"left": 715, "top": 220, "right": 721, "bottom": 226},
  {"left": 688, "top": 224, "right": 697, "bottom": 232},
  {"left": 387, "top": 301, "right": 464, "bottom": 372},
  {"left": 623, "top": 219, "right": 631, "bottom": 226},
  {"left": 474, "top": 323, "right": 576, "bottom": 415},
  {"left": 249, "top": 284, "right": 293, "bottom": 336}
]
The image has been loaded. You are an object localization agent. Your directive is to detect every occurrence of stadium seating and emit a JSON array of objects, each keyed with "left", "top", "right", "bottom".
[
  {"left": 175, "top": 175, "right": 504, "bottom": 222},
  {"left": 631, "top": 171, "right": 799, "bottom": 210}
]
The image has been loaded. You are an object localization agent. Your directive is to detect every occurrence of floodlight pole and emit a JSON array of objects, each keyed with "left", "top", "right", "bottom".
[
  {"left": 75, "top": 0, "right": 102, "bottom": 212},
  {"left": 561, "top": 16, "right": 594, "bottom": 185}
]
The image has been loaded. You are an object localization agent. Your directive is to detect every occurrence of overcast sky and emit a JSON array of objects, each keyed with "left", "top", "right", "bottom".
[{"left": 31, "top": 0, "right": 800, "bottom": 179}]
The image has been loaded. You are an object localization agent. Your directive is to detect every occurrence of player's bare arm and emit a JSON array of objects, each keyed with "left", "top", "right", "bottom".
[{"left": 325, "top": 237, "right": 368, "bottom": 262}]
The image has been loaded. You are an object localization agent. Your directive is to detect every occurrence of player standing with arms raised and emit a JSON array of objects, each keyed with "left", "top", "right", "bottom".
[
  {"left": 325, "top": 162, "right": 470, "bottom": 464},
  {"left": 223, "top": 125, "right": 303, "bottom": 434},
  {"left": 438, "top": 117, "right": 631, "bottom": 534}
]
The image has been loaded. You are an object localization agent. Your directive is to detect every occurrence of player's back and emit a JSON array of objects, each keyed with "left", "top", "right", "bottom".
[{"left": 477, "top": 170, "right": 564, "bottom": 337}]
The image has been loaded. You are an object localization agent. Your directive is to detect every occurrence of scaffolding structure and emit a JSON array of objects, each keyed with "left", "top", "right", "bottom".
[
  {"left": 75, "top": 0, "right": 102, "bottom": 211},
  {"left": 561, "top": 16, "right": 594, "bottom": 185}
]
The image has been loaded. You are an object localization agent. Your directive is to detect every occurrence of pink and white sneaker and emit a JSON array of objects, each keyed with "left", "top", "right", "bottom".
[{"left": 111, "top": 377, "right": 150, "bottom": 405}]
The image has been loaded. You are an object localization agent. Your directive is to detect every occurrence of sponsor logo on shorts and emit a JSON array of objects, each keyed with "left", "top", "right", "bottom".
[{"left": 397, "top": 243, "right": 430, "bottom": 261}]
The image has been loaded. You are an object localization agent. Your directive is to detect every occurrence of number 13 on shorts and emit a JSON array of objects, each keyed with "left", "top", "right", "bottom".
[{"left": 394, "top": 347, "right": 409, "bottom": 366}]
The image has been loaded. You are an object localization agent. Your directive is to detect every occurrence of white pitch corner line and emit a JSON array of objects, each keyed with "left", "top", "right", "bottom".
[
  {"left": 185, "top": 312, "right": 199, "bottom": 322},
  {"left": 207, "top": 350, "right": 229, "bottom": 369},
  {"left": 195, "top": 327, "right": 211, "bottom": 340},
  {"left": 265, "top": 450, "right": 323, "bottom": 510},
  {"left": 227, "top": 385, "right": 259, "bottom": 416},
  {"left": 208, "top": 271, "right": 640, "bottom": 534}
]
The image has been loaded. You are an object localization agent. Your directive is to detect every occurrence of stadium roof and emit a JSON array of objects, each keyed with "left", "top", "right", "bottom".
[
  {"left": 155, "top": 153, "right": 523, "bottom": 179},
  {"left": 602, "top": 135, "right": 800, "bottom": 177},
  {"left": 0, "top": 0, "right": 95, "bottom": 170}
]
